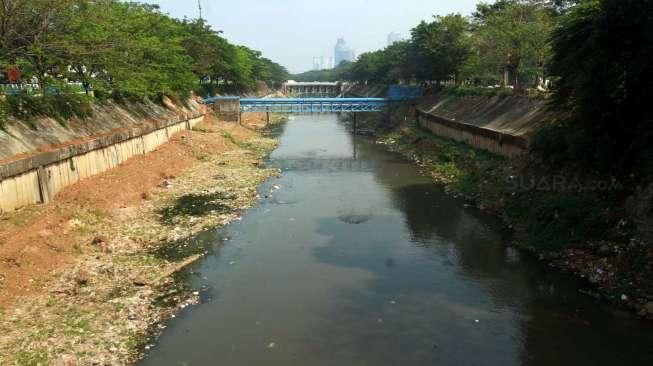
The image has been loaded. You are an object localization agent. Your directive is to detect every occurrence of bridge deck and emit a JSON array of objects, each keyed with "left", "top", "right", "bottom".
[{"left": 204, "top": 97, "right": 388, "bottom": 113}]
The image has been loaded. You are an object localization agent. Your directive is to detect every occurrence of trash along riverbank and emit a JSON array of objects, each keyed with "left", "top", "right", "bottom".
[{"left": 0, "top": 113, "right": 284, "bottom": 365}]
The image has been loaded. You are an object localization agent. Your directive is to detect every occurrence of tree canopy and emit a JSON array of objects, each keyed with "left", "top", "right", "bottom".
[
  {"left": 541, "top": 0, "right": 653, "bottom": 172},
  {"left": 0, "top": 0, "right": 288, "bottom": 101},
  {"left": 293, "top": 0, "right": 652, "bottom": 175},
  {"left": 294, "top": 0, "right": 556, "bottom": 89}
]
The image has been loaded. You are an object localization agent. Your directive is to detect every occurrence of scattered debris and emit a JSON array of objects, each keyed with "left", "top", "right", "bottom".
[
  {"left": 75, "top": 269, "right": 90, "bottom": 286},
  {"left": 0, "top": 114, "right": 283, "bottom": 365}
]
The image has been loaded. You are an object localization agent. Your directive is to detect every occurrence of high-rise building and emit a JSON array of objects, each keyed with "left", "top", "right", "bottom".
[
  {"left": 312, "top": 56, "right": 336, "bottom": 70},
  {"left": 334, "top": 38, "right": 355, "bottom": 67},
  {"left": 387, "top": 32, "right": 404, "bottom": 46}
]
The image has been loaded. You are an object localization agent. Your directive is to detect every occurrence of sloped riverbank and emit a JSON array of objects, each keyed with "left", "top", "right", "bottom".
[
  {"left": 137, "top": 113, "right": 652, "bottom": 366},
  {"left": 351, "top": 106, "right": 653, "bottom": 321},
  {"left": 0, "top": 114, "right": 283, "bottom": 365}
]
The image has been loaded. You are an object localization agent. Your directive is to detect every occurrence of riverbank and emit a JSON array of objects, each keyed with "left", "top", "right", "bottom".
[
  {"left": 0, "top": 113, "right": 284, "bottom": 364},
  {"left": 350, "top": 107, "right": 653, "bottom": 321}
]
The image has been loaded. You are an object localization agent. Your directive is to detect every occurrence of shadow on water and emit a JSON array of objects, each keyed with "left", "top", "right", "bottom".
[
  {"left": 310, "top": 136, "right": 653, "bottom": 366},
  {"left": 139, "top": 114, "right": 653, "bottom": 366}
]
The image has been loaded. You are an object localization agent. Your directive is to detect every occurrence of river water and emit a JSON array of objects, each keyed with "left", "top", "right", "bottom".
[{"left": 141, "top": 114, "right": 652, "bottom": 366}]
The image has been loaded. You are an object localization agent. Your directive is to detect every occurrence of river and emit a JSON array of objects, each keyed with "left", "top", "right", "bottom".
[{"left": 140, "top": 114, "right": 652, "bottom": 366}]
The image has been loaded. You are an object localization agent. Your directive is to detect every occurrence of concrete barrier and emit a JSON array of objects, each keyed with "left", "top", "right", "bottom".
[
  {"left": 213, "top": 98, "right": 241, "bottom": 122},
  {"left": 416, "top": 109, "right": 528, "bottom": 157},
  {"left": 0, "top": 114, "right": 204, "bottom": 213}
]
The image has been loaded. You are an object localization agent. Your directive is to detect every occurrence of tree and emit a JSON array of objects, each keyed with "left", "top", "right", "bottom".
[
  {"left": 405, "top": 14, "right": 473, "bottom": 84},
  {"left": 548, "top": 0, "right": 653, "bottom": 171},
  {"left": 472, "top": 0, "right": 553, "bottom": 88},
  {"left": 0, "top": 0, "right": 80, "bottom": 89}
]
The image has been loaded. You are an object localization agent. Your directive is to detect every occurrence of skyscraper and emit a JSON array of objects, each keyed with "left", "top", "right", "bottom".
[{"left": 334, "top": 38, "right": 355, "bottom": 67}]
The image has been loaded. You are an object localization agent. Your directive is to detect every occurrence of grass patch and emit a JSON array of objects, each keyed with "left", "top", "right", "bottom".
[
  {"left": 61, "top": 307, "right": 92, "bottom": 337},
  {"left": 0, "top": 99, "right": 7, "bottom": 130},
  {"left": 444, "top": 86, "right": 515, "bottom": 98},
  {"left": 123, "top": 332, "right": 146, "bottom": 352},
  {"left": 382, "top": 121, "right": 505, "bottom": 197},
  {"left": 508, "top": 192, "right": 613, "bottom": 250},
  {"left": 221, "top": 131, "right": 238, "bottom": 145},
  {"left": 377, "top": 115, "right": 623, "bottom": 253},
  {"left": 5, "top": 94, "right": 94, "bottom": 126},
  {"left": 15, "top": 350, "right": 50, "bottom": 366},
  {"left": 71, "top": 207, "right": 106, "bottom": 235}
]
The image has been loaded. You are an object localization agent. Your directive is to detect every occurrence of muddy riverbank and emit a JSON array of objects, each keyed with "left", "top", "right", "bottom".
[
  {"left": 348, "top": 108, "right": 653, "bottom": 320},
  {"left": 0, "top": 113, "right": 283, "bottom": 365},
  {"left": 139, "top": 114, "right": 652, "bottom": 366}
]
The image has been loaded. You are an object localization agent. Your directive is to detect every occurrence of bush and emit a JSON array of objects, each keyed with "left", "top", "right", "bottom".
[
  {"left": 515, "top": 192, "right": 613, "bottom": 250},
  {"left": 445, "top": 86, "right": 515, "bottom": 98},
  {"left": 0, "top": 99, "right": 7, "bottom": 130},
  {"left": 548, "top": 0, "right": 653, "bottom": 173},
  {"left": 531, "top": 120, "right": 596, "bottom": 169},
  {"left": 5, "top": 94, "right": 94, "bottom": 125}
]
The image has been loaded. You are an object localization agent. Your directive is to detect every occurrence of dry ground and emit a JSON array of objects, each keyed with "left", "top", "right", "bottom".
[{"left": 0, "top": 113, "right": 281, "bottom": 365}]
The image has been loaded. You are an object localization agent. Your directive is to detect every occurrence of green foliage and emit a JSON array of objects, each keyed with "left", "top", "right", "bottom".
[
  {"left": 509, "top": 191, "right": 610, "bottom": 250},
  {"left": 380, "top": 120, "right": 504, "bottom": 196},
  {"left": 409, "top": 14, "right": 473, "bottom": 83},
  {"left": 292, "top": 1, "right": 555, "bottom": 89},
  {"left": 445, "top": 86, "right": 516, "bottom": 98},
  {"left": 294, "top": 61, "right": 353, "bottom": 82},
  {"left": 0, "top": 99, "right": 7, "bottom": 129},
  {"left": 180, "top": 19, "right": 288, "bottom": 95},
  {"left": 548, "top": 0, "right": 653, "bottom": 173},
  {"left": 469, "top": 0, "right": 554, "bottom": 88},
  {"left": 530, "top": 120, "right": 593, "bottom": 167},
  {"left": 0, "top": 1, "right": 286, "bottom": 122},
  {"left": 381, "top": 109, "right": 618, "bottom": 252},
  {"left": 4, "top": 94, "right": 93, "bottom": 125}
]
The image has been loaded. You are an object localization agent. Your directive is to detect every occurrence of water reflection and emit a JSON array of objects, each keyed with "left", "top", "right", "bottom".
[{"left": 140, "top": 114, "right": 652, "bottom": 366}]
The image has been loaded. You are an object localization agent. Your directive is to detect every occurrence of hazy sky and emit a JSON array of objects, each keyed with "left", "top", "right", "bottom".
[{"left": 146, "top": 1, "right": 484, "bottom": 73}]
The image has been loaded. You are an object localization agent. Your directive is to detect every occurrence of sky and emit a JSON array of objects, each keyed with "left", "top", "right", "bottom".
[{"left": 145, "top": 0, "right": 484, "bottom": 74}]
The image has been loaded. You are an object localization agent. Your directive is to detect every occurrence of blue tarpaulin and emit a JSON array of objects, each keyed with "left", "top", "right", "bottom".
[{"left": 386, "top": 85, "right": 423, "bottom": 101}]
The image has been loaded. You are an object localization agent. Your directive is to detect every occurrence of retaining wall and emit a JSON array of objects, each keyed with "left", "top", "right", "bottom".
[
  {"left": 416, "top": 109, "right": 528, "bottom": 157},
  {"left": 0, "top": 114, "right": 204, "bottom": 213}
]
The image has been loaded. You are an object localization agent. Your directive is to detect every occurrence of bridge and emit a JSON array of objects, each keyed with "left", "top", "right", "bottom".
[
  {"left": 204, "top": 97, "right": 388, "bottom": 122},
  {"left": 204, "top": 96, "right": 386, "bottom": 113},
  {"left": 282, "top": 81, "right": 342, "bottom": 98},
  {"left": 202, "top": 85, "right": 421, "bottom": 122}
]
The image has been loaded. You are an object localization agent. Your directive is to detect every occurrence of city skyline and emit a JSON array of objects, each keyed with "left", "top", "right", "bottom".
[
  {"left": 144, "top": 0, "right": 483, "bottom": 73},
  {"left": 334, "top": 38, "right": 356, "bottom": 68}
]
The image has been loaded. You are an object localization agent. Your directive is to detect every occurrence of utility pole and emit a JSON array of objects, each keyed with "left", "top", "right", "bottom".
[{"left": 197, "top": 0, "right": 203, "bottom": 21}]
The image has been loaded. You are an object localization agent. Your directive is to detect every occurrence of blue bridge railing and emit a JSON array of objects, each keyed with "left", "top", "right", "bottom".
[
  {"left": 240, "top": 98, "right": 386, "bottom": 113},
  {"left": 203, "top": 97, "right": 388, "bottom": 113}
]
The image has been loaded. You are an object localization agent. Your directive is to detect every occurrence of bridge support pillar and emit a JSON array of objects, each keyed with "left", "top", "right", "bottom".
[{"left": 213, "top": 98, "right": 241, "bottom": 123}]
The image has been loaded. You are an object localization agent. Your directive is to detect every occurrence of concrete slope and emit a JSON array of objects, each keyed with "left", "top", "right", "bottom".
[
  {"left": 417, "top": 93, "right": 550, "bottom": 138},
  {"left": 0, "top": 97, "right": 203, "bottom": 162}
]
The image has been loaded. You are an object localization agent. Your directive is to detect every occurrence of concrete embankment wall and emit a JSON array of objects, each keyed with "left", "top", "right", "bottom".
[
  {"left": 0, "top": 98, "right": 205, "bottom": 213},
  {"left": 345, "top": 84, "right": 548, "bottom": 156},
  {"left": 415, "top": 92, "right": 549, "bottom": 157},
  {"left": 416, "top": 110, "right": 528, "bottom": 157}
]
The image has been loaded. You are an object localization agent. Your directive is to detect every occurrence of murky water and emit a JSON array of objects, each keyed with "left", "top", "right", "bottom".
[{"left": 141, "top": 114, "right": 652, "bottom": 366}]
